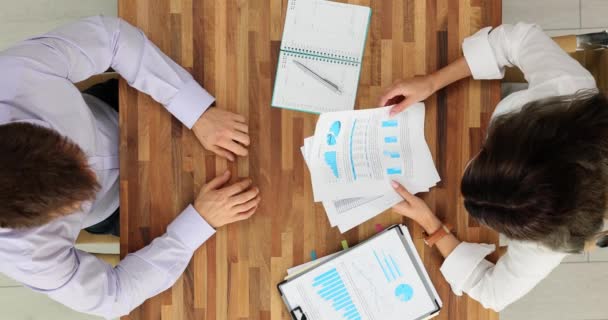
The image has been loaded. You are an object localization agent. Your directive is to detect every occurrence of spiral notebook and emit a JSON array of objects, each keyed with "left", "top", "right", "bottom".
[{"left": 272, "top": 0, "right": 371, "bottom": 114}]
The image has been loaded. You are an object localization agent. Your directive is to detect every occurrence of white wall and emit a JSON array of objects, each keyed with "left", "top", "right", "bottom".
[
  {"left": 0, "top": 0, "right": 117, "bottom": 50},
  {"left": 503, "top": 0, "right": 608, "bottom": 37},
  {"left": 0, "top": 3, "right": 117, "bottom": 319}
]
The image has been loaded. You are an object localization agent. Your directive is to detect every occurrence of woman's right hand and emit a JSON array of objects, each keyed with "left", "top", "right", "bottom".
[
  {"left": 391, "top": 181, "right": 442, "bottom": 234},
  {"left": 194, "top": 170, "right": 261, "bottom": 228},
  {"left": 378, "top": 75, "right": 436, "bottom": 117}
]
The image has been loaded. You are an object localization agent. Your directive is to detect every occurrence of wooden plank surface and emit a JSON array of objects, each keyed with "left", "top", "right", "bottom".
[{"left": 118, "top": 1, "right": 502, "bottom": 319}]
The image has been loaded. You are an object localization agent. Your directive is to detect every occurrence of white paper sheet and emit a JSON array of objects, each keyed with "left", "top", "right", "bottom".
[
  {"left": 307, "top": 105, "right": 439, "bottom": 202},
  {"left": 279, "top": 227, "right": 439, "bottom": 320},
  {"left": 281, "top": 0, "right": 370, "bottom": 62},
  {"left": 300, "top": 105, "right": 440, "bottom": 233},
  {"left": 302, "top": 138, "right": 399, "bottom": 231},
  {"left": 273, "top": 52, "right": 360, "bottom": 113}
]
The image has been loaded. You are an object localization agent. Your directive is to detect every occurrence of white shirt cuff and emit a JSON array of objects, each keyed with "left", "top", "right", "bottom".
[
  {"left": 440, "top": 242, "right": 496, "bottom": 295},
  {"left": 167, "top": 204, "right": 216, "bottom": 250},
  {"left": 166, "top": 79, "right": 215, "bottom": 129},
  {"left": 462, "top": 26, "right": 505, "bottom": 80}
]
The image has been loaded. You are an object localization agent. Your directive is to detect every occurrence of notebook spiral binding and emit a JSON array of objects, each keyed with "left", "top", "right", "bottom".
[
  {"left": 284, "top": 51, "right": 358, "bottom": 66},
  {"left": 283, "top": 46, "right": 358, "bottom": 63}
]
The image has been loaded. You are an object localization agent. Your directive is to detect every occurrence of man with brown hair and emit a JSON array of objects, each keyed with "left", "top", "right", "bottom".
[{"left": 0, "top": 16, "right": 260, "bottom": 319}]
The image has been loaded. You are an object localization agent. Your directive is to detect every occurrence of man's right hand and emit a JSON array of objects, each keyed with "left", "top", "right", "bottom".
[
  {"left": 194, "top": 170, "right": 261, "bottom": 228},
  {"left": 192, "top": 107, "right": 249, "bottom": 162}
]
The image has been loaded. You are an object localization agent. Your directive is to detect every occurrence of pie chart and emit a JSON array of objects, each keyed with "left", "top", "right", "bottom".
[{"left": 395, "top": 283, "right": 414, "bottom": 302}]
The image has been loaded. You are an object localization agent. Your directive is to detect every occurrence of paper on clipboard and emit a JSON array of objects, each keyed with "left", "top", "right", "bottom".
[{"left": 278, "top": 225, "right": 442, "bottom": 320}]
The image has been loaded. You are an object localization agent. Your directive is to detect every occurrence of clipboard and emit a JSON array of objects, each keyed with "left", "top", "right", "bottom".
[{"left": 277, "top": 225, "right": 442, "bottom": 320}]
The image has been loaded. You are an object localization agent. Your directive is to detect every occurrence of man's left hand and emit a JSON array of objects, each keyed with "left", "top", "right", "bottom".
[{"left": 192, "top": 107, "right": 250, "bottom": 161}]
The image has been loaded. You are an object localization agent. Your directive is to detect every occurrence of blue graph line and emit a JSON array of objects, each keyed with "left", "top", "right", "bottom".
[
  {"left": 318, "top": 278, "right": 342, "bottom": 296},
  {"left": 326, "top": 286, "right": 347, "bottom": 300},
  {"left": 383, "top": 151, "right": 401, "bottom": 158},
  {"left": 345, "top": 306, "right": 358, "bottom": 318},
  {"left": 381, "top": 120, "right": 398, "bottom": 127},
  {"left": 387, "top": 168, "right": 402, "bottom": 175},
  {"left": 349, "top": 120, "right": 357, "bottom": 180},
  {"left": 390, "top": 255, "right": 402, "bottom": 277},
  {"left": 314, "top": 268, "right": 338, "bottom": 283},
  {"left": 334, "top": 292, "right": 350, "bottom": 306},
  {"left": 384, "top": 254, "right": 397, "bottom": 281},
  {"left": 374, "top": 250, "right": 391, "bottom": 282},
  {"left": 384, "top": 136, "right": 397, "bottom": 143},
  {"left": 313, "top": 268, "right": 362, "bottom": 320},
  {"left": 335, "top": 296, "right": 352, "bottom": 309},
  {"left": 330, "top": 121, "right": 342, "bottom": 136},
  {"left": 318, "top": 278, "right": 343, "bottom": 295},
  {"left": 324, "top": 152, "right": 339, "bottom": 178},
  {"left": 327, "top": 133, "right": 337, "bottom": 146}
]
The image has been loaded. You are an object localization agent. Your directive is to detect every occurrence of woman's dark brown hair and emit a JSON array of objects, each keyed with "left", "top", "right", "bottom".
[
  {"left": 0, "top": 123, "right": 99, "bottom": 229},
  {"left": 462, "top": 90, "right": 608, "bottom": 253}
]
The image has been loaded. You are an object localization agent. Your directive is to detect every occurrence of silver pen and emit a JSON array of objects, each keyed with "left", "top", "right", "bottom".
[{"left": 293, "top": 60, "right": 343, "bottom": 95}]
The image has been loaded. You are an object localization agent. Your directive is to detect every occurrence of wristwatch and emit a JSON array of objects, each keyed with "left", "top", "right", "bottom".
[{"left": 423, "top": 224, "right": 453, "bottom": 247}]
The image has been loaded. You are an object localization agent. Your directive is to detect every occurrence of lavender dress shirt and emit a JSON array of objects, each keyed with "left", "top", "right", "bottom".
[{"left": 0, "top": 16, "right": 216, "bottom": 319}]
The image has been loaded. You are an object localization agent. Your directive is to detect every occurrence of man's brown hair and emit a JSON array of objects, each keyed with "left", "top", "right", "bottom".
[
  {"left": 0, "top": 123, "right": 99, "bottom": 229},
  {"left": 461, "top": 90, "right": 608, "bottom": 253}
]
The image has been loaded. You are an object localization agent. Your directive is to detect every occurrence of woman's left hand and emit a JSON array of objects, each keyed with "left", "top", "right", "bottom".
[{"left": 391, "top": 181, "right": 442, "bottom": 234}]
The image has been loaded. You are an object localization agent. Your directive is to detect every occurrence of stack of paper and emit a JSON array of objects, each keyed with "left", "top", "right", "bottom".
[{"left": 301, "top": 104, "right": 440, "bottom": 233}]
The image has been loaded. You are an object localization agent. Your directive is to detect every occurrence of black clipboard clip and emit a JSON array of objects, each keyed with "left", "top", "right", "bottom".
[{"left": 290, "top": 306, "right": 308, "bottom": 320}]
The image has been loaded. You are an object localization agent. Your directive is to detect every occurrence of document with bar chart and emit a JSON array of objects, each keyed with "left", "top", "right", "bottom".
[
  {"left": 278, "top": 225, "right": 442, "bottom": 320},
  {"left": 306, "top": 104, "right": 439, "bottom": 202},
  {"left": 300, "top": 105, "right": 440, "bottom": 232}
]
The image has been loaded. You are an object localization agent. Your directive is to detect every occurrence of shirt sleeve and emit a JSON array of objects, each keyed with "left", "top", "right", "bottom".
[
  {"left": 439, "top": 240, "right": 567, "bottom": 312},
  {"left": 0, "top": 15, "right": 213, "bottom": 129},
  {"left": 19, "top": 205, "right": 215, "bottom": 319},
  {"left": 462, "top": 23, "right": 595, "bottom": 89}
]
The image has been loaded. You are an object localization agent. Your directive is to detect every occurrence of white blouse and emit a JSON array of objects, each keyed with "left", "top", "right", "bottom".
[{"left": 439, "top": 23, "right": 599, "bottom": 311}]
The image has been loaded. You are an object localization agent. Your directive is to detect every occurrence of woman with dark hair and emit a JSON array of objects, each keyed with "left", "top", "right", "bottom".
[{"left": 378, "top": 23, "right": 608, "bottom": 311}]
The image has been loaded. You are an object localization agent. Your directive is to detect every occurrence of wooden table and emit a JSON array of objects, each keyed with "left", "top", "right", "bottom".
[{"left": 119, "top": 1, "right": 502, "bottom": 319}]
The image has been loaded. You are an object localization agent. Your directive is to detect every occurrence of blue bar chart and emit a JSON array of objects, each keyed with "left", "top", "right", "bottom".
[
  {"left": 373, "top": 250, "right": 402, "bottom": 282},
  {"left": 381, "top": 120, "right": 398, "bottom": 127},
  {"left": 383, "top": 151, "right": 401, "bottom": 159},
  {"left": 312, "top": 268, "right": 362, "bottom": 320},
  {"left": 324, "top": 151, "right": 339, "bottom": 178},
  {"left": 384, "top": 136, "right": 398, "bottom": 143},
  {"left": 386, "top": 168, "right": 402, "bottom": 175}
]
